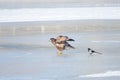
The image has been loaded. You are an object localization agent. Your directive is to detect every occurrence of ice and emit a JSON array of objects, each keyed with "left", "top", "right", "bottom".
[
  {"left": 0, "top": 31, "right": 120, "bottom": 80},
  {"left": 79, "top": 70, "right": 120, "bottom": 78}
]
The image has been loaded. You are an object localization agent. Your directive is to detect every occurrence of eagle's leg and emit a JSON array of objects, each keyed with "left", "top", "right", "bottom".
[{"left": 57, "top": 51, "right": 62, "bottom": 56}]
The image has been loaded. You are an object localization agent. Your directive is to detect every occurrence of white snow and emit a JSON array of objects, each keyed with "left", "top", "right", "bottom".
[{"left": 0, "top": 7, "right": 120, "bottom": 22}]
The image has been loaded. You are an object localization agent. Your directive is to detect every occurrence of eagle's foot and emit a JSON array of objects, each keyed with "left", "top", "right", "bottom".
[{"left": 57, "top": 51, "right": 62, "bottom": 56}]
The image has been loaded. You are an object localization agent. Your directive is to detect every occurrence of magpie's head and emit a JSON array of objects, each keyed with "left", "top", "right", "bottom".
[{"left": 88, "top": 48, "right": 91, "bottom": 51}]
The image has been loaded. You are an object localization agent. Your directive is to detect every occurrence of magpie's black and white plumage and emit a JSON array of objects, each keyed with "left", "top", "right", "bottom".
[
  {"left": 88, "top": 48, "right": 102, "bottom": 55},
  {"left": 50, "top": 35, "right": 75, "bottom": 55}
]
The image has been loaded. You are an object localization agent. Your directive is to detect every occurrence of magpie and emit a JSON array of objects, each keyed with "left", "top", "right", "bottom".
[{"left": 88, "top": 48, "right": 102, "bottom": 55}]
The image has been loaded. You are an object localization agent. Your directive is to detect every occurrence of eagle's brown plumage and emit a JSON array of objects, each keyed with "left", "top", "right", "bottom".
[{"left": 50, "top": 35, "right": 75, "bottom": 55}]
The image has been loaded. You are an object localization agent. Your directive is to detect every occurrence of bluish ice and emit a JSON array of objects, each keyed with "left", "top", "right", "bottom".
[{"left": 0, "top": 31, "right": 120, "bottom": 80}]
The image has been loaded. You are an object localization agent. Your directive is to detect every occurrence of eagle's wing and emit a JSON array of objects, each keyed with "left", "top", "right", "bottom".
[
  {"left": 56, "top": 35, "right": 74, "bottom": 43},
  {"left": 64, "top": 42, "right": 75, "bottom": 49}
]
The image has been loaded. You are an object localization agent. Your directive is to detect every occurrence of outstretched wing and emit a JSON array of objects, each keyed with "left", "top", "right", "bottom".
[
  {"left": 56, "top": 35, "right": 75, "bottom": 43},
  {"left": 64, "top": 41, "right": 75, "bottom": 49}
]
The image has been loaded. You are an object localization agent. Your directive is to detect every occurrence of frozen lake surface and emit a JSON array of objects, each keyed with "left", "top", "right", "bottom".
[{"left": 0, "top": 31, "right": 120, "bottom": 80}]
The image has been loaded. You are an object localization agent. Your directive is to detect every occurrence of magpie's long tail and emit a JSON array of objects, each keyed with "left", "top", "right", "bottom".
[{"left": 95, "top": 51, "right": 102, "bottom": 54}]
